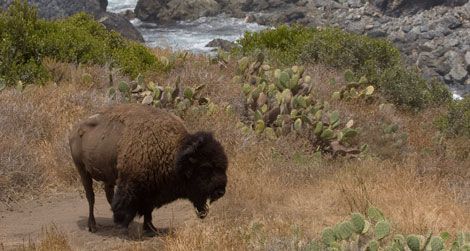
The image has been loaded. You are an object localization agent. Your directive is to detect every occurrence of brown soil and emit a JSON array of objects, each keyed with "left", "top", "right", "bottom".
[{"left": 0, "top": 192, "right": 198, "bottom": 250}]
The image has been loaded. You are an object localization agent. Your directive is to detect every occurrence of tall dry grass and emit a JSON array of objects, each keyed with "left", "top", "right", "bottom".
[{"left": 0, "top": 51, "right": 468, "bottom": 250}]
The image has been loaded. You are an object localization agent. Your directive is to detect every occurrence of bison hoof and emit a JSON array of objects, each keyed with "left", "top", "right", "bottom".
[
  {"left": 143, "top": 229, "right": 157, "bottom": 237},
  {"left": 88, "top": 225, "right": 97, "bottom": 233}
]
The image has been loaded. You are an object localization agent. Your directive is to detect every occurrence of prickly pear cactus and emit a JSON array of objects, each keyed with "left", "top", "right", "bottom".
[
  {"left": 313, "top": 207, "right": 469, "bottom": 251},
  {"left": 333, "top": 72, "right": 375, "bottom": 102},
  {"left": 111, "top": 75, "right": 210, "bottom": 115},
  {"left": 234, "top": 54, "right": 362, "bottom": 157}
]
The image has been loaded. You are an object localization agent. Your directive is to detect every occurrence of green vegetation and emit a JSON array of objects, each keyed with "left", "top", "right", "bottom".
[
  {"left": 0, "top": 0, "right": 162, "bottom": 86},
  {"left": 308, "top": 207, "right": 470, "bottom": 251},
  {"left": 437, "top": 95, "right": 470, "bottom": 138},
  {"left": 111, "top": 75, "right": 211, "bottom": 116},
  {"left": 237, "top": 25, "right": 451, "bottom": 110},
  {"left": 233, "top": 54, "right": 364, "bottom": 156}
]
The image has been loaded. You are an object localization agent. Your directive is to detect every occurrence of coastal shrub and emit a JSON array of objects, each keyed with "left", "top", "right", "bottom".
[
  {"left": 300, "top": 27, "right": 401, "bottom": 74},
  {"left": 237, "top": 25, "right": 451, "bottom": 110},
  {"left": 39, "top": 13, "right": 161, "bottom": 78},
  {"left": 237, "top": 25, "right": 315, "bottom": 65},
  {"left": 0, "top": 0, "right": 49, "bottom": 85},
  {"left": 0, "top": 0, "right": 161, "bottom": 86},
  {"left": 437, "top": 95, "right": 470, "bottom": 138}
]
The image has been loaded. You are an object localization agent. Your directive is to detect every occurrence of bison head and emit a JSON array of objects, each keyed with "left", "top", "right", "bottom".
[{"left": 176, "top": 131, "right": 228, "bottom": 219}]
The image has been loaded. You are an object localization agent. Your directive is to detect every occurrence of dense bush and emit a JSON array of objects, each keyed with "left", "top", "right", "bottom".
[
  {"left": 237, "top": 25, "right": 451, "bottom": 110},
  {"left": 437, "top": 95, "right": 470, "bottom": 138},
  {"left": 0, "top": 0, "right": 49, "bottom": 85},
  {"left": 237, "top": 25, "right": 315, "bottom": 65},
  {"left": 0, "top": 0, "right": 161, "bottom": 86}
]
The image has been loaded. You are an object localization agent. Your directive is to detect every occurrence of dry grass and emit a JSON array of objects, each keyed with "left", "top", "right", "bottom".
[{"left": 0, "top": 50, "right": 469, "bottom": 250}]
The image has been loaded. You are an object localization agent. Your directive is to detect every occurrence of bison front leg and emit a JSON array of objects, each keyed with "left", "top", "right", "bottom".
[
  {"left": 142, "top": 210, "right": 158, "bottom": 237},
  {"left": 104, "top": 183, "right": 115, "bottom": 206}
]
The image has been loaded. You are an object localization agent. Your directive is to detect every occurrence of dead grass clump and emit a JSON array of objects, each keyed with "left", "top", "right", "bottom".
[
  {"left": 15, "top": 225, "right": 72, "bottom": 251},
  {"left": 0, "top": 64, "right": 110, "bottom": 204}
]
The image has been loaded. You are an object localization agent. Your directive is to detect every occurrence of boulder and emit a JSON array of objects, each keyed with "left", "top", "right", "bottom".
[
  {"left": 465, "top": 51, "right": 470, "bottom": 72},
  {"left": 205, "top": 38, "right": 237, "bottom": 51},
  {"left": 98, "top": 12, "right": 144, "bottom": 42},
  {"left": 446, "top": 64, "right": 468, "bottom": 84}
]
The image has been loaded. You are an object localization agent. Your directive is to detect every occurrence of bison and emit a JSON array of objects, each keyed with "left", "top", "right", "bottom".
[{"left": 69, "top": 104, "right": 228, "bottom": 235}]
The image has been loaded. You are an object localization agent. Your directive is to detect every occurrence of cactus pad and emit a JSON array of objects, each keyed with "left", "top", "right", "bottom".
[
  {"left": 430, "top": 236, "right": 445, "bottom": 251},
  {"left": 322, "top": 227, "right": 336, "bottom": 246},
  {"left": 375, "top": 221, "right": 390, "bottom": 240},
  {"left": 350, "top": 213, "right": 366, "bottom": 234},
  {"left": 407, "top": 235, "right": 421, "bottom": 251},
  {"left": 367, "top": 207, "right": 385, "bottom": 223}
]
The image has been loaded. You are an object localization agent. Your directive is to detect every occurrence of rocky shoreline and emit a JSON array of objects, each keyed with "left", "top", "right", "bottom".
[{"left": 134, "top": 0, "right": 470, "bottom": 95}]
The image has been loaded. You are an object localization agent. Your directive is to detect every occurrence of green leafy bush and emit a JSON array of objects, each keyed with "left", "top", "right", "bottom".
[
  {"left": 437, "top": 95, "right": 470, "bottom": 138},
  {"left": 0, "top": 0, "right": 49, "bottom": 85},
  {"left": 0, "top": 0, "right": 162, "bottom": 86},
  {"left": 237, "top": 25, "right": 315, "bottom": 65},
  {"left": 300, "top": 27, "right": 400, "bottom": 75},
  {"left": 236, "top": 25, "right": 451, "bottom": 110}
]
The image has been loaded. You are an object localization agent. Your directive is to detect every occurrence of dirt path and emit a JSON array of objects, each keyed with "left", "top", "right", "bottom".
[{"left": 0, "top": 191, "right": 198, "bottom": 250}]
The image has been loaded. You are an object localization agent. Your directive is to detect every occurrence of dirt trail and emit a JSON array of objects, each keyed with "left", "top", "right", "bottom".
[{"left": 0, "top": 191, "right": 198, "bottom": 250}]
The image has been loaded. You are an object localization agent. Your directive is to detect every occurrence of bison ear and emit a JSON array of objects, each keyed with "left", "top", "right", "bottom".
[{"left": 176, "top": 132, "right": 212, "bottom": 179}]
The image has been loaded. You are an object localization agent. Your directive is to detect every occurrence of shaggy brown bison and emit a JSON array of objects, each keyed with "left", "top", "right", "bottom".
[{"left": 69, "top": 104, "right": 228, "bottom": 235}]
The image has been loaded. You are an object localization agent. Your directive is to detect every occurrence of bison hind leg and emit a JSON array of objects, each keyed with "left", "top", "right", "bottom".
[{"left": 111, "top": 186, "right": 138, "bottom": 228}]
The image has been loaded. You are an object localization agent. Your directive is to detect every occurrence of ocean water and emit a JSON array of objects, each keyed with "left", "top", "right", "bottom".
[
  {"left": 107, "top": 0, "right": 267, "bottom": 53},
  {"left": 107, "top": 0, "right": 138, "bottom": 13}
]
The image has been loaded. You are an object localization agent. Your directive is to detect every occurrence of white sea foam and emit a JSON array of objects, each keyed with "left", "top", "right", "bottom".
[
  {"left": 107, "top": 1, "right": 267, "bottom": 53},
  {"left": 107, "top": 0, "right": 138, "bottom": 13}
]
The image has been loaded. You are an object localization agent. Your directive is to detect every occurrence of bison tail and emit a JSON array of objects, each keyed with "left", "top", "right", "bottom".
[{"left": 111, "top": 186, "right": 138, "bottom": 228}]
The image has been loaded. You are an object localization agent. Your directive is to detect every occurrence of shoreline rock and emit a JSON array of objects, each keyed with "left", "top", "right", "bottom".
[{"left": 205, "top": 38, "right": 238, "bottom": 51}]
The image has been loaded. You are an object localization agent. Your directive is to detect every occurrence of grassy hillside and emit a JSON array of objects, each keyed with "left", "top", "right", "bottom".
[{"left": 0, "top": 1, "right": 469, "bottom": 250}]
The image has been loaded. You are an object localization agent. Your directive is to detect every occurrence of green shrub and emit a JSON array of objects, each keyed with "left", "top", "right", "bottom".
[
  {"left": 377, "top": 66, "right": 431, "bottom": 110},
  {"left": 237, "top": 25, "right": 315, "bottom": 65},
  {"left": 236, "top": 25, "right": 451, "bottom": 110},
  {"left": 437, "top": 95, "right": 470, "bottom": 138},
  {"left": 0, "top": 0, "right": 161, "bottom": 85},
  {"left": 0, "top": 0, "right": 49, "bottom": 85},
  {"left": 300, "top": 27, "right": 400, "bottom": 74},
  {"left": 112, "top": 41, "right": 162, "bottom": 78}
]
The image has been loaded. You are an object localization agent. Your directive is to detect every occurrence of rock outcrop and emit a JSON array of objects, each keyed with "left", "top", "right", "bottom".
[
  {"left": 1, "top": 0, "right": 143, "bottom": 42},
  {"left": 135, "top": 0, "right": 222, "bottom": 23}
]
